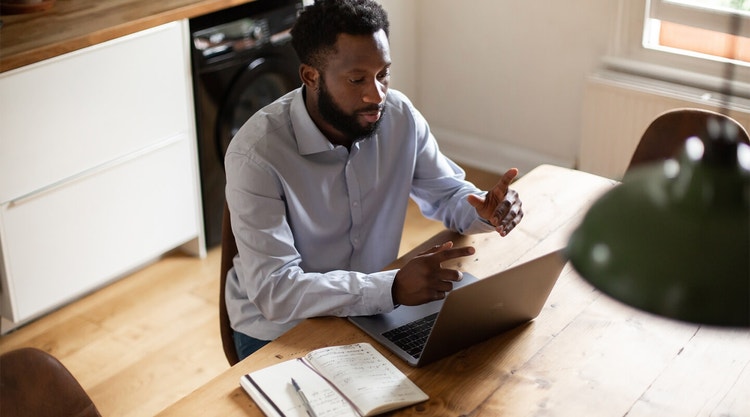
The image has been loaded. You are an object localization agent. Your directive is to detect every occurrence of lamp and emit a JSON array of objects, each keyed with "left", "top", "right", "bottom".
[
  {"left": 566, "top": 11, "right": 749, "bottom": 327},
  {"left": 567, "top": 119, "right": 750, "bottom": 326}
]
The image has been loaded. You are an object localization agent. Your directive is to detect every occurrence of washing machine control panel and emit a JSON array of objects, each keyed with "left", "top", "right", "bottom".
[
  {"left": 192, "top": 2, "right": 299, "bottom": 61},
  {"left": 193, "top": 17, "right": 272, "bottom": 58}
]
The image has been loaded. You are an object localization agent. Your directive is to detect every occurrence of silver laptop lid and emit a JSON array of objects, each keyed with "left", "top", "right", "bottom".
[
  {"left": 349, "top": 249, "right": 567, "bottom": 366},
  {"left": 418, "top": 249, "right": 567, "bottom": 365}
]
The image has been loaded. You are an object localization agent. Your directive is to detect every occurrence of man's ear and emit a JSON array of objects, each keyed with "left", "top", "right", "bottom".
[{"left": 299, "top": 64, "right": 319, "bottom": 90}]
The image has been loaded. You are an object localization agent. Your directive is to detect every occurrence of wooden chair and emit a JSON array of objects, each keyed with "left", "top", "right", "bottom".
[
  {"left": 0, "top": 347, "right": 102, "bottom": 417},
  {"left": 219, "top": 201, "right": 240, "bottom": 366},
  {"left": 627, "top": 108, "right": 750, "bottom": 172}
]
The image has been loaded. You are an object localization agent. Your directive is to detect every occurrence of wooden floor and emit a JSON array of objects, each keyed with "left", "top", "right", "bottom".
[{"left": 0, "top": 165, "right": 498, "bottom": 417}]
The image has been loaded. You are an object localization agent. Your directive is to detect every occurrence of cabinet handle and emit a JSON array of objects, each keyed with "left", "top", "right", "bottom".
[{"left": 8, "top": 134, "right": 186, "bottom": 207}]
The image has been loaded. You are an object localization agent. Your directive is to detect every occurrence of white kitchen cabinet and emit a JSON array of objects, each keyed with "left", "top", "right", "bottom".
[{"left": 0, "top": 20, "right": 205, "bottom": 330}]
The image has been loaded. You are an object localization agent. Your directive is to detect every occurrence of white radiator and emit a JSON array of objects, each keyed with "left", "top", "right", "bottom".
[{"left": 579, "top": 71, "right": 750, "bottom": 179}]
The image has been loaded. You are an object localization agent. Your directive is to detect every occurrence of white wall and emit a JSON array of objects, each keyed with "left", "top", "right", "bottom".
[
  {"left": 382, "top": 1, "right": 620, "bottom": 176},
  {"left": 379, "top": 0, "right": 418, "bottom": 100}
]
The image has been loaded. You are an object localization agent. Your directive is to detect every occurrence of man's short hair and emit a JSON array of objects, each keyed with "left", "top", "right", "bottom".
[{"left": 291, "top": 0, "right": 390, "bottom": 69}]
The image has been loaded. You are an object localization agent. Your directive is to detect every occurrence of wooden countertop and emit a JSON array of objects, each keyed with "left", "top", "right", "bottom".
[{"left": 0, "top": 0, "right": 255, "bottom": 73}]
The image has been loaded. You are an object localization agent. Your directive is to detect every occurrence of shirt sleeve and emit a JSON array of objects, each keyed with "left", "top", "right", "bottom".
[
  {"left": 407, "top": 106, "right": 497, "bottom": 235},
  {"left": 225, "top": 150, "right": 399, "bottom": 325}
]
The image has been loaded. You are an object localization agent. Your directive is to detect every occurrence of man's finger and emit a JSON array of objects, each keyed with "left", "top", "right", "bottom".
[
  {"left": 418, "top": 241, "right": 453, "bottom": 256},
  {"left": 489, "top": 168, "right": 519, "bottom": 201},
  {"left": 432, "top": 246, "right": 475, "bottom": 263}
]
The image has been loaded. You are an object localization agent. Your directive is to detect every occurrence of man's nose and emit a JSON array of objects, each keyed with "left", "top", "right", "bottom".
[{"left": 362, "top": 79, "right": 386, "bottom": 104}]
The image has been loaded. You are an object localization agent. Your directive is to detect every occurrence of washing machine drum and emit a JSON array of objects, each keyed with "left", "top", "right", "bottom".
[{"left": 216, "top": 51, "right": 300, "bottom": 160}]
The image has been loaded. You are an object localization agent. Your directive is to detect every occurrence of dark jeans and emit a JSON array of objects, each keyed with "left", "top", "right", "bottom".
[{"left": 233, "top": 331, "right": 271, "bottom": 361}]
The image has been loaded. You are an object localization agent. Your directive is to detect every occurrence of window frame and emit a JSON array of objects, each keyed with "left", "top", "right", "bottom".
[
  {"left": 649, "top": 0, "right": 750, "bottom": 37},
  {"left": 605, "top": 0, "right": 750, "bottom": 99}
]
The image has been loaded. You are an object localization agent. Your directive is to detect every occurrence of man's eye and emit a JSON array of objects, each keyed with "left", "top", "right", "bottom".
[
  {"left": 349, "top": 77, "right": 365, "bottom": 84},
  {"left": 378, "top": 71, "right": 390, "bottom": 80}
]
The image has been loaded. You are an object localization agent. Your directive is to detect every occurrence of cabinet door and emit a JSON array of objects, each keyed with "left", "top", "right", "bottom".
[
  {"left": 0, "top": 21, "right": 193, "bottom": 204},
  {"left": 0, "top": 136, "right": 199, "bottom": 323},
  {"left": 0, "top": 20, "right": 205, "bottom": 326}
]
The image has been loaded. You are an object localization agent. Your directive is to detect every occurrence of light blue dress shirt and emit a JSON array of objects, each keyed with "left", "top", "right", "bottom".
[{"left": 224, "top": 87, "right": 495, "bottom": 340}]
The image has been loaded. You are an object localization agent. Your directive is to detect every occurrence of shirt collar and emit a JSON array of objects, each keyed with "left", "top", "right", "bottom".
[{"left": 290, "top": 86, "right": 337, "bottom": 156}]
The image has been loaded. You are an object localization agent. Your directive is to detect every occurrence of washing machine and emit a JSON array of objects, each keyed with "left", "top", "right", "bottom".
[{"left": 190, "top": 0, "right": 302, "bottom": 247}]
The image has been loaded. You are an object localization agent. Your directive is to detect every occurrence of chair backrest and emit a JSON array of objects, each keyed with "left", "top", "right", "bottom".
[
  {"left": 627, "top": 107, "right": 750, "bottom": 172},
  {"left": 219, "top": 201, "right": 240, "bottom": 366},
  {"left": 0, "top": 347, "right": 102, "bottom": 417}
]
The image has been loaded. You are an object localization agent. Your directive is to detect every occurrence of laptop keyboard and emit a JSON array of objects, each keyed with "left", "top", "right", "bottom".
[{"left": 382, "top": 313, "right": 438, "bottom": 358}]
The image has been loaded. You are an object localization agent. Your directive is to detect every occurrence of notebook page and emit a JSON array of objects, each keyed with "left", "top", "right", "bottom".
[
  {"left": 243, "top": 358, "right": 359, "bottom": 417},
  {"left": 306, "top": 343, "right": 428, "bottom": 416}
]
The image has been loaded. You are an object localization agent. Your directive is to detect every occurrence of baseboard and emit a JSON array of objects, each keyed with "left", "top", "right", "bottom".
[
  {"left": 1, "top": 316, "right": 21, "bottom": 335},
  {"left": 431, "top": 126, "right": 575, "bottom": 176}
]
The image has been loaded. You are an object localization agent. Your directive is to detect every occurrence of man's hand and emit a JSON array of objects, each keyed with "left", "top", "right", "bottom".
[
  {"left": 467, "top": 168, "right": 524, "bottom": 236},
  {"left": 392, "top": 241, "right": 474, "bottom": 306}
]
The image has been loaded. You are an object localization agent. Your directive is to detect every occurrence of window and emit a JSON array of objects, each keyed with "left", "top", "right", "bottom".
[
  {"left": 647, "top": 0, "right": 750, "bottom": 63},
  {"left": 605, "top": 0, "right": 750, "bottom": 99}
]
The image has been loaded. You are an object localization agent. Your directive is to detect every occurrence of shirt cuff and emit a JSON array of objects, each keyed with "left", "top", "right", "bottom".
[{"left": 363, "top": 269, "right": 399, "bottom": 313}]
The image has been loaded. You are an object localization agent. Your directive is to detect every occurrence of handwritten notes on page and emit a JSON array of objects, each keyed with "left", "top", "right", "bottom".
[{"left": 240, "top": 343, "right": 428, "bottom": 417}]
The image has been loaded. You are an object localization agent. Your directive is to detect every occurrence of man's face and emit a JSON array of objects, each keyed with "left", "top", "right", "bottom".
[
  {"left": 316, "top": 74, "right": 384, "bottom": 141},
  {"left": 305, "top": 29, "right": 391, "bottom": 146}
]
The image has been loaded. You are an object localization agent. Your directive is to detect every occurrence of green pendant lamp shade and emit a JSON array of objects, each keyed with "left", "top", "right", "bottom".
[{"left": 567, "top": 117, "right": 750, "bottom": 327}]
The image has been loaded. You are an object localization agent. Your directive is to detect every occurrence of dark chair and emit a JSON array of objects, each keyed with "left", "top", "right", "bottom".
[
  {"left": 0, "top": 347, "right": 102, "bottom": 417},
  {"left": 627, "top": 107, "right": 750, "bottom": 172},
  {"left": 219, "top": 201, "right": 240, "bottom": 366}
]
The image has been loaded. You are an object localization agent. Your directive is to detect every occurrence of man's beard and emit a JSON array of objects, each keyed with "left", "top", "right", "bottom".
[{"left": 317, "top": 78, "right": 384, "bottom": 142}]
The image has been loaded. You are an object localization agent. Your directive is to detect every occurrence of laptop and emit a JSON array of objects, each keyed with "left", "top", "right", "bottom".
[{"left": 348, "top": 249, "right": 567, "bottom": 366}]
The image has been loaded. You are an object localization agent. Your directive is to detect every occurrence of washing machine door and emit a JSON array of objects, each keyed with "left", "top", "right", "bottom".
[{"left": 216, "top": 49, "right": 300, "bottom": 162}]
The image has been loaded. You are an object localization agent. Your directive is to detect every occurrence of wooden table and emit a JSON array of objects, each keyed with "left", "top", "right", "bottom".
[{"left": 157, "top": 165, "right": 750, "bottom": 417}]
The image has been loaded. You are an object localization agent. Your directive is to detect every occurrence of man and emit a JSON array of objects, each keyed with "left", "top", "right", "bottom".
[{"left": 224, "top": 0, "right": 524, "bottom": 360}]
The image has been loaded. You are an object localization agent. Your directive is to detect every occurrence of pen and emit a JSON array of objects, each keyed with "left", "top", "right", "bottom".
[{"left": 291, "top": 378, "right": 318, "bottom": 417}]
